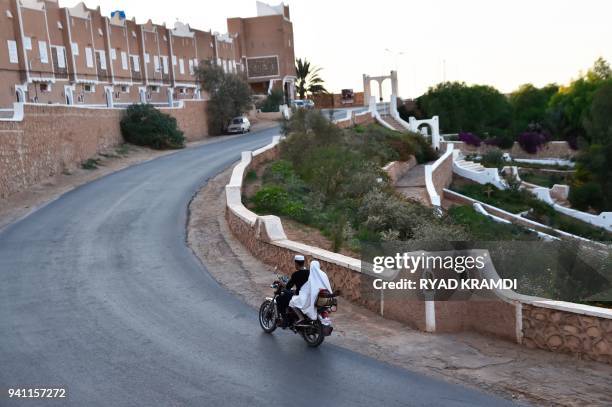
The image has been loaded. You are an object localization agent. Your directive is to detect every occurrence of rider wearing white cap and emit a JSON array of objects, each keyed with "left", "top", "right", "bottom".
[{"left": 277, "top": 254, "right": 310, "bottom": 327}]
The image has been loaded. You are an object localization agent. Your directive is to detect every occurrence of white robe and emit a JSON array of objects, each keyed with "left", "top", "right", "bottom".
[{"left": 289, "top": 260, "right": 333, "bottom": 320}]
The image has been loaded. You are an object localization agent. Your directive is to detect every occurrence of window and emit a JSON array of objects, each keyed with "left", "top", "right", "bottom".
[
  {"left": 131, "top": 31, "right": 136, "bottom": 38},
  {"left": 40, "top": 83, "right": 51, "bottom": 92},
  {"left": 154, "top": 55, "right": 160, "bottom": 72},
  {"left": 131, "top": 55, "right": 140, "bottom": 72},
  {"left": 172, "top": 55, "right": 177, "bottom": 65},
  {"left": 38, "top": 41, "right": 48, "bottom": 63},
  {"left": 7, "top": 40, "right": 18, "bottom": 64},
  {"left": 98, "top": 28, "right": 103, "bottom": 36},
  {"left": 84, "top": 84, "right": 95, "bottom": 93},
  {"left": 71, "top": 42, "right": 79, "bottom": 56},
  {"left": 188, "top": 59, "right": 193, "bottom": 75},
  {"left": 57, "top": 21, "right": 63, "bottom": 29},
  {"left": 178, "top": 87, "right": 186, "bottom": 94},
  {"left": 6, "top": 10, "right": 13, "bottom": 18},
  {"left": 162, "top": 56, "right": 168, "bottom": 74},
  {"left": 23, "top": 36, "right": 32, "bottom": 50},
  {"left": 120, "top": 85, "right": 129, "bottom": 93},
  {"left": 85, "top": 47, "right": 94, "bottom": 68},
  {"left": 110, "top": 48, "right": 116, "bottom": 60},
  {"left": 144, "top": 53, "right": 149, "bottom": 63},
  {"left": 121, "top": 51, "right": 128, "bottom": 70},
  {"left": 54, "top": 46, "right": 66, "bottom": 68},
  {"left": 97, "top": 51, "right": 106, "bottom": 69},
  {"left": 179, "top": 58, "right": 184, "bottom": 74},
  {"left": 150, "top": 86, "right": 160, "bottom": 93}
]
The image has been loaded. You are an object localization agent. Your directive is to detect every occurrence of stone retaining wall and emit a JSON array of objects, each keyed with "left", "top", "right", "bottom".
[
  {"left": 441, "top": 140, "right": 577, "bottom": 159},
  {"left": 0, "top": 101, "right": 208, "bottom": 198}
]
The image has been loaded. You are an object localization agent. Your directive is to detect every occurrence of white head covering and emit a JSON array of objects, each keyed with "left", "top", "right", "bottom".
[{"left": 289, "top": 260, "right": 333, "bottom": 320}]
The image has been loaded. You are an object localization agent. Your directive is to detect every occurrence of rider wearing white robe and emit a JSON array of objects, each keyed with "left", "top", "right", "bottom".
[{"left": 289, "top": 260, "right": 332, "bottom": 320}]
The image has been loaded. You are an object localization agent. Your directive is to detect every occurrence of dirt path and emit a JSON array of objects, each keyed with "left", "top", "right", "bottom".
[
  {"left": 187, "top": 167, "right": 612, "bottom": 407},
  {"left": 0, "top": 120, "right": 278, "bottom": 231}
]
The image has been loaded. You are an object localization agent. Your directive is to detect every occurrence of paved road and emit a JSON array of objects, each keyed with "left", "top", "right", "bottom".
[{"left": 0, "top": 126, "right": 518, "bottom": 406}]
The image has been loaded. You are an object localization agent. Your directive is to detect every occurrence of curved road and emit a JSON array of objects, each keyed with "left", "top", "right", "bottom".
[{"left": 0, "top": 126, "right": 516, "bottom": 406}]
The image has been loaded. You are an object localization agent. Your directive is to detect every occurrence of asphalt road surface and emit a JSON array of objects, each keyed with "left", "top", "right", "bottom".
[{"left": 0, "top": 126, "right": 519, "bottom": 406}]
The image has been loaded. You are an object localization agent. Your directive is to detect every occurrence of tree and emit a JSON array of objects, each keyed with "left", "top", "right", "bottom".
[
  {"left": 570, "top": 81, "right": 612, "bottom": 211},
  {"left": 547, "top": 58, "right": 611, "bottom": 143},
  {"left": 509, "top": 83, "right": 558, "bottom": 133},
  {"left": 587, "top": 57, "right": 611, "bottom": 82},
  {"left": 196, "top": 61, "right": 252, "bottom": 135},
  {"left": 295, "top": 58, "right": 327, "bottom": 99},
  {"left": 417, "top": 81, "right": 511, "bottom": 136}
]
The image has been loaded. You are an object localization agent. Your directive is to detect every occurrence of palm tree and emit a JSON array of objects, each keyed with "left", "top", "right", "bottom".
[{"left": 295, "top": 58, "right": 327, "bottom": 99}]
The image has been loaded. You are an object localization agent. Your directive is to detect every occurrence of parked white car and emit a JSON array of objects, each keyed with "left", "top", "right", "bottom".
[{"left": 227, "top": 116, "right": 251, "bottom": 134}]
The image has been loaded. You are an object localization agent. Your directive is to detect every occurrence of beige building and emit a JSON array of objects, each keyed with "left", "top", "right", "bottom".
[
  {"left": 227, "top": 1, "right": 296, "bottom": 101},
  {"left": 0, "top": 0, "right": 295, "bottom": 109}
]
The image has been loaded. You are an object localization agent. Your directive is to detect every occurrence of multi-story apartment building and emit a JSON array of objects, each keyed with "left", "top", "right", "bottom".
[
  {"left": 0, "top": 0, "right": 295, "bottom": 109},
  {"left": 227, "top": 1, "right": 296, "bottom": 101}
]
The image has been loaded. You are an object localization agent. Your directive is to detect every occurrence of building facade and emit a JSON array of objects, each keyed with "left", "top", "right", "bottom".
[
  {"left": 0, "top": 0, "right": 294, "bottom": 109},
  {"left": 227, "top": 1, "right": 296, "bottom": 101}
]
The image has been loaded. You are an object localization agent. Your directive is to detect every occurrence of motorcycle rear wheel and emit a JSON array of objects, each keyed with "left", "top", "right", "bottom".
[
  {"left": 302, "top": 320, "right": 325, "bottom": 347},
  {"left": 259, "top": 300, "right": 277, "bottom": 333}
]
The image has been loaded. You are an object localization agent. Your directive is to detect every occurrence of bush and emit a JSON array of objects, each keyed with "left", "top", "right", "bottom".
[
  {"left": 481, "top": 148, "right": 504, "bottom": 168},
  {"left": 251, "top": 185, "right": 307, "bottom": 220},
  {"left": 517, "top": 130, "right": 548, "bottom": 154},
  {"left": 484, "top": 135, "right": 514, "bottom": 149},
  {"left": 568, "top": 182, "right": 604, "bottom": 211},
  {"left": 259, "top": 89, "right": 284, "bottom": 112},
  {"left": 120, "top": 104, "right": 185, "bottom": 149},
  {"left": 458, "top": 131, "right": 482, "bottom": 147}
]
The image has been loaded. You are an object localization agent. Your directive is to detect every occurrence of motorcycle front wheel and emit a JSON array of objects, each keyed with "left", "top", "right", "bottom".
[
  {"left": 259, "top": 300, "right": 277, "bottom": 333},
  {"left": 302, "top": 320, "right": 325, "bottom": 347}
]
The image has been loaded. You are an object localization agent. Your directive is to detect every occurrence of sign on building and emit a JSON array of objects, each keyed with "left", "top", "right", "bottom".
[{"left": 246, "top": 56, "right": 279, "bottom": 78}]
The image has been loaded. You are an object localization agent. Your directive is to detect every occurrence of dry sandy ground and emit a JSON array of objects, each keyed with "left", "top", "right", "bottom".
[
  {"left": 187, "top": 167, "right": 612, "bottom": 407},
  {"left": 0, "top": 120, "right": 278, "bottom": 231}
]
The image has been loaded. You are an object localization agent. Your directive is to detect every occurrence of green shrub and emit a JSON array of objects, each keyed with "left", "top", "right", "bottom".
[
  {"left": 481, "top": 148, "right": 504, "bottom": 168},
  {"left": 120, "top": 104, "right": 185, "bottom": 149},
  {"left": 259, "top": 89, "right": 284, "bottom": 112},
  {"left": 447, "top": 205, "right": 536, "bottom": 240}
]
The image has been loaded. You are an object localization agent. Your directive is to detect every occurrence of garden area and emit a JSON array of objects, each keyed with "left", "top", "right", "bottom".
[
  {"left": 244, "top": 110, "right": 548, "bottom": 254},
  {"left": 449, "top": 179, "right": 612, "bottom": 242}
]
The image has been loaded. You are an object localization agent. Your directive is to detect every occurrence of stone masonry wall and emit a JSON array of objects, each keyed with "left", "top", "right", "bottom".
[
  {"left": 522, "top": 304, "right": 611, "bottom": 364},
  {"left": 431, "top": 152, "right": 453, "bottom": 198},
  {"left": 440, "top": 141, "right": 577, "bottom": 159},
  {"left": 0, "top": 101, "right": 208, "bottom": 198}
]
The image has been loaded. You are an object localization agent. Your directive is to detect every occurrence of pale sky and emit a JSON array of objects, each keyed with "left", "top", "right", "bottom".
[{"left": 62, "top": 0, "right": 612, "bottom": 98}]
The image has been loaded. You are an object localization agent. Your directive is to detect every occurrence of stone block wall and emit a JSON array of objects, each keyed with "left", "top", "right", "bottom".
[
  {"left": 431, "top": 151, "right": 453, "bottom": 198},
  {"left": 522, "top": 304, "right": 611, "bottom": 364},
  {"left": 440, "top": 140, "right": 577, "bottom": 159},
  {"left": 160, "top": 100, "right": 209, "bottom": 141},
  {"left": 0, "top": 101, "right": 209, "bottom": 198}
]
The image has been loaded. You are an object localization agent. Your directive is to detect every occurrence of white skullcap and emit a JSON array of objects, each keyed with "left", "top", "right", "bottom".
[{"left": 294, "top": 255, "right": 305, "bottom": 261}]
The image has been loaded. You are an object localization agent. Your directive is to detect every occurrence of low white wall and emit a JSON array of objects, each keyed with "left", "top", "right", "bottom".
[
  {"left": 425, "top": 144, "right": 454, "bottom": 207},
  {"left": 531, "top": 187, "right": 612, "bottom": 232},
  {"left": 452, "top": 151, "right": 507, "bottom": 189}
]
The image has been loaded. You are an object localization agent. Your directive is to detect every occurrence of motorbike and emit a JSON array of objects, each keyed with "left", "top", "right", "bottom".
[{"left": 258, "top": 275, "right": 337, "bottom": 347}]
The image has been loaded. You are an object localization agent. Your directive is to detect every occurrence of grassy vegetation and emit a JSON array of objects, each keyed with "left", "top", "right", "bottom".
[
  {"left": 512, "top": 161, "right": 574, "bottom": 170},
  {"left": 447, "top": 206, "right": 536, "bottom": 240},
  {"left": 81, "top": 158, "right": 102, "bottom": 170},
  {"left": 520, "top": 171, "right": 568, "bottom": 188},
  {"left": 450, "top": 180, "right": 612, "bottom": 242},
  {"left": 249, "top": 110, "right": 465, "bottom": 252}
]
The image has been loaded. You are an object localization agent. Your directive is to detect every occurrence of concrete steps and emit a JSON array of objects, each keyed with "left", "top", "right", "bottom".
[
  {"left": 455, "top": 159, "right": 486, "bottom": 172},
  {"left": 380, "top": 115, "right": 406, "bottom": 132},
  {"left": 394, "top": 164, "right": 430, "bottom": 206}
]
